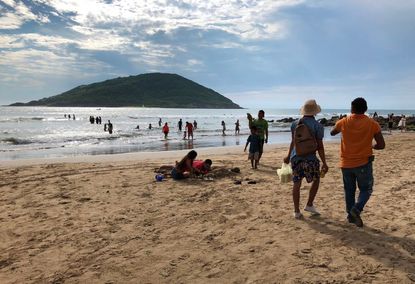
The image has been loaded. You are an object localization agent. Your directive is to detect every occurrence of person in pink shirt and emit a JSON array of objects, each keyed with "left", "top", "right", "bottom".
[{"left": 193, "top": 159, "right": 212, "bottom": 174}]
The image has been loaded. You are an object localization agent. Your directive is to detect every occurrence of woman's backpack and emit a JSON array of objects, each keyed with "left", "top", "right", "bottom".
[{"left": 294, "top": 119, "right": 318, "bottom": 156}]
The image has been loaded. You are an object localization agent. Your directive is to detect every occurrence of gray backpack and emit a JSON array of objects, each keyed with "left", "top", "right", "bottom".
[{"left": 294, "top": 119, "right": 318, "bottom": 156}]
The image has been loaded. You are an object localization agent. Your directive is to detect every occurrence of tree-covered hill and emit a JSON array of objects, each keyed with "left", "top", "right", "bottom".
[{"left": 11, "top": 73, "right": 241, "bottom": 109}]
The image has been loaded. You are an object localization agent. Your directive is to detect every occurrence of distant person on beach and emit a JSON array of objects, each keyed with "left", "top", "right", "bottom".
[
  {"left": 171, "top": 150, "right": 198, "bottom": 180},
  {"left": 244, "top": 126, "right": 261, "bottom": 169},
  {"left": 162, "top": 122, "right": 169, "bottom": 139},
  {"left": 159, "top": 118, "right": 162, "bottom": 127},
  {"left": 68, "top": 114, "right": 71, "bottom": 120},
  {"left": 388, "top": 113, "right": 394, "bottom": 133},
  {"left": 221, "top": 121, "right": 226, "bottom": 136},
  {"left": 90, "top": 116, "right": 94, "bottom": 124},
  {"left": 235, "top": 119, "right": 240, "bottom": 135},
  {"left": 193, "top": 120, "right": 198, "bottom": 130},
  {"left": 64, "top": 114, "right": 67, "bottom": 118},
  {"left": 247, "top": 110, "right": 268, "bottom": 162},
  {"left": 186, "top": 121, "right": 194, "bottom": 140},
  {"left": 284, "top": 99, "right": 328, "bottom": 219},
  {"left": 331, "top": 97, "right": 385, "bottom": 227},
  {"left": 398, "top": 115, "right": 406, "bottom": 132},
  {"left": 135, "top": 125, "right": 140, "bottom": 130},
  {"left": 149, "top": 123, "right": 152, "bottom": 130},
  {"left": 373, "top": 111, "right": 378, "bottom": 118},
  {"left": 107, "top": 120, "right": 113, "bottom": 134},
  {"left": 73, "top": 114, "right": 75, "bottom": 120},
  {"left": 178, "top": 119, "right": 183, "bottom": 131}
]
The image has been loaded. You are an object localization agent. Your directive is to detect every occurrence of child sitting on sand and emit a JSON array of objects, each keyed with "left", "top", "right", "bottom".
[{"left": 244, "top": 126, "right": 261, "bottom": 169}]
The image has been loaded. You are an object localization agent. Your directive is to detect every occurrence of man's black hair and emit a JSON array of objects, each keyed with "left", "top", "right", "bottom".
[{"left": 351, "top": 97, "right": 368, "bottom": 114}]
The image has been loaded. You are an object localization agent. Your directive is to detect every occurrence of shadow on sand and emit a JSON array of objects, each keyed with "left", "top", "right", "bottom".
[{"left": 305, "top": 216, "right": 415, "bottom": 277}]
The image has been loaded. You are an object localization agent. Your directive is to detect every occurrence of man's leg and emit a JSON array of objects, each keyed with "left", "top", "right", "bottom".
[
  {"left": 355, "top": 162, "right": 374, "bottom": 213},
  {"left": 293, "top": 180, "right": 302, "bottom": 214},
  {"left": 258, "top": 139, "right": 264, "bottom": 161},
  {"left": 341, "top": 168, "right": 357, "bottom": 215},
  {"left": 306, "top": 178, "right": 320, "bottom": 207}
]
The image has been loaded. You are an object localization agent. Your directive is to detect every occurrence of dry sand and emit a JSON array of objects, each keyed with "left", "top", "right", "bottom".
[{"left": 0, "top": 133, "right": 414, "bottom": 283}]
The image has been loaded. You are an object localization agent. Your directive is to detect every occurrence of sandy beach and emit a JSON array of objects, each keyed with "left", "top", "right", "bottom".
[{"left": 0, "top": 133, "right": 414, "bottom": 283}]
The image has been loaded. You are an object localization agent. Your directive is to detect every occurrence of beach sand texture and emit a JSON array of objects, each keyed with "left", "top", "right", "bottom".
[{"left": 1, "top": 133, "right": 414, "bottom": 283}]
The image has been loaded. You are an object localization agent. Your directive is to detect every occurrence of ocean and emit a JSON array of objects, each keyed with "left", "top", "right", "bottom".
[{"left": 1, "top": 106, "right": 413, "bottom": 160}]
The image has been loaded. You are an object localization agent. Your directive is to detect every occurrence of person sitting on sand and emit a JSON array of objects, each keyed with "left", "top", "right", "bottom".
[
  {"left": 193, "top": 159, "right": 212, "bottom": 174},
  {"left": 171, "top": 150, "right": 199, "bottom": 180}
]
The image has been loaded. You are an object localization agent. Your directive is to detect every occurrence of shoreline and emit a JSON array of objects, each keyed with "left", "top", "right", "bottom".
[{"left": 0, "top": 143, "right": 288, "bottom": 167}]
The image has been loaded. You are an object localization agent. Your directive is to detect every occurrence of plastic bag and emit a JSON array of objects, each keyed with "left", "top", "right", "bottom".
[{"left": 277, "top": 163, "right": 292, "bottom": 183}]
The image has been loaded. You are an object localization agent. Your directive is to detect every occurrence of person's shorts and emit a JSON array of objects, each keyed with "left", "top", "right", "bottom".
[
  {"left": 388, "top": 122, "right": 393, "bottom": 129},
  {"left": 248, "top": 152, "right": 260, "bottom": 160},
  {"left": 171, "top": 168, "right": 185, "bottom": 180},
  {"left": 291, "top": 159, "right": 320, "bottom": 183}
]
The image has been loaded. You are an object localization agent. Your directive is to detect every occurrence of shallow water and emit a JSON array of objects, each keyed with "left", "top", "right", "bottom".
[{"left": 0, "top": 106, "right": 412, "bottom": 160}]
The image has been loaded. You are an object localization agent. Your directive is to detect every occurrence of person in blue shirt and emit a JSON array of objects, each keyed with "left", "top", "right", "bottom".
[
  {"left": 244, "top": 126, "right": 261, "bottom": 169},
  {"left": 284, "top": 100, "right": 329, "bottom": 219}
]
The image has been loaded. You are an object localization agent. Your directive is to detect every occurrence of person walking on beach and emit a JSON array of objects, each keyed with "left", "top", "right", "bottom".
[
  {"left": 149, "top": 123, "right": 152, "bottom": 130},
  {"left": 162, "top": 122, "right": 169, "bottom": 139},
  {"left": 178, "top": 119, "right": 183, "bottom": 132},
  {"left": 159, "top": 118, "right": 162, "bottom": 127},
  {"left": 284, "top": 100, "right": 328, "bottom": 219},
  {"left": 235, "top": 119, "right": 240, "bottom": 135},
  {"left": 331, "top": 97, "right": 385, "bottom": 227},
  {"left": 398, "top": 115, "right": 406, "bottom": 132},
  {"left": 388, "top": 113, "right": 394, "bottom": 134},
  {"left": 244, "top": 126, "right": 261, "bottom": 169},
  {"left": 193, "top": 120, "right": 198, "bottom": 130},
  {"left": 221, "top": 121, "right": 226, "bottom": 136},
  {"left": 247, "top": 110, "right": 268, "bottom": 162}
]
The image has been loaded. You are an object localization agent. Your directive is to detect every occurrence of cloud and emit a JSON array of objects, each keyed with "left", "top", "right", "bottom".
[
  {"left": 0, "top": 0, "right": 49, "bottom": 29},
  {"left": 33, "top": 0, "right": 299, "bottom": 40}
]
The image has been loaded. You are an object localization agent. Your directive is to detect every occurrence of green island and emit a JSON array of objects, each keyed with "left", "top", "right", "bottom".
[{"left": 10, "top": 73, "right": 241, "bottom": 109}]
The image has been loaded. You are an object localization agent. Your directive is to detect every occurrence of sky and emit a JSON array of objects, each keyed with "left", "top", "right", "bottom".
[{"left": 0, "top": 0, "right": 415, "bottom": 109}]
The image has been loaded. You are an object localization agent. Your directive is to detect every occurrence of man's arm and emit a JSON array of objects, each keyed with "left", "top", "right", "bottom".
[
  {"left": 283, "top": 132, "right": 294, "bottom": 164},
  {"left": 317, "top": 139, "right": 329, "bottom": 173},
  {"left": 373, "top": 131, "right": 385, "bottom": 150},
  {"left": 265, "top": 127, "right": 269, "bottom": 143},
  {"left": 330, "top": 127, "right": 340, "bottom": 136}
]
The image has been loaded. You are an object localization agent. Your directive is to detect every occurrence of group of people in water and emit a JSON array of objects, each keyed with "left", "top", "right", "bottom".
[
  {"left": 64, "top": 114, "right": 76, "bottom": 120},
  {"left": 170, "top": 98, "right": 386, "bottom": 228}
]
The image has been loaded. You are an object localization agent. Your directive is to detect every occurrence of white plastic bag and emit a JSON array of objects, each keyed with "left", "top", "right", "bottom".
[{"left": 277, "top": 163, "right": 293, "bottom": 183}]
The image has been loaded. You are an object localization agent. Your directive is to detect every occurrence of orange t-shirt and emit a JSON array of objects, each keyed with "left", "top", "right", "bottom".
[{"left": 333, "top": 114, "right": 381, "bottom": 168}]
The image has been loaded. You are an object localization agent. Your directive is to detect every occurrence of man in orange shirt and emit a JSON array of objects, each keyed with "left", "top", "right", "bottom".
[{"left": 331, "top": 98, "right": 385, "bottom": 227}]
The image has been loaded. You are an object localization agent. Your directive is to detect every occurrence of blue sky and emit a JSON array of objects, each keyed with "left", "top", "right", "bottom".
[{"left": 0, "top": 0, "right": 414, "bottom": 109}]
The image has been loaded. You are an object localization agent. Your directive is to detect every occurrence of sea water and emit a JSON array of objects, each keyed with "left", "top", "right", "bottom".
[{"left": 0, "top": 106, "right": 413, "bottom": 160}]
